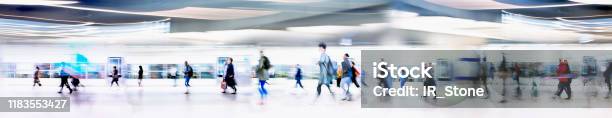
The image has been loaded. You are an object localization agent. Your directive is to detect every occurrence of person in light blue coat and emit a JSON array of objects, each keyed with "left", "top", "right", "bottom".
[{"left": 317, "top": 43, "right": 334, "bottom": 97}]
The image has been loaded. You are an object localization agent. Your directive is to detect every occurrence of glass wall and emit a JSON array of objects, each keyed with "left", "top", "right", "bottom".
[{"left": 0, "top": 62, "right": 332, "bottom": 80}]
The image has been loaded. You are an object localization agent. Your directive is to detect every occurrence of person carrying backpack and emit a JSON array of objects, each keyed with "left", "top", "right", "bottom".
[
  {"left": 257, "top": 50, "right": 271, "bottom": 104},
  {"left": 340, "top": 53, "right": 353, "bottom": 101},
  {"left": 58, "top": 68, "right": 73, "bottom": 94}
]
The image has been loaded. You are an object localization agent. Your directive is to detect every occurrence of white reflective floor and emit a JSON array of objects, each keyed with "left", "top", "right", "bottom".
[{"left": 0, "top": 78, "right": 610, "bottom": 118}]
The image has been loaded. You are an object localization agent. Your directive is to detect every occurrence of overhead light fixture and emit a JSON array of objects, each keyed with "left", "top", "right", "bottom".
[
  {"left": 0, "top": 0, "right": 78, "bottom": 5},
  {"left": 246, "top": 0, "right": 322, "bottom": 3},
  {"left": 340, "top": 37, "right": 352, "bottom": 46},
  {"left": 571, "top": 0, "right": 612, "bottom": 5}
]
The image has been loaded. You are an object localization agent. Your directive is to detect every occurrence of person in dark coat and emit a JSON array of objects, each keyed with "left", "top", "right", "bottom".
[
  {"left": 58, "top": 68, "right": 72, "bottom": 94},
  {"left": 71, "top": 75, "right": 80, "bottom": 91},
  {"left": 111, "top": 66, "right": 120, "bottom": 87},
  {"left": 422, "top": 63, "right": 436, "bottom": 99},
  {"left": 350, "top": 61, "right": 360, "bottom": 88},
  {"left": 295, "top": 64, "right": 304, "bottom": 88},
  {"left": 138, "top": 66, "right": 144, "bottom": 87},
  {"left": 223, "top": 58, "right": 237, "bottom": 94}
]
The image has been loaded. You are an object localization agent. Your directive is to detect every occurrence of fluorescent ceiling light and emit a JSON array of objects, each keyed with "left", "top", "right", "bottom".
[
  {"left": 391, "top": 16, "right": 601, "bottom": 43},
  {"left": 48, "top": 6, "right": 279, "bottom": 20},
  {"left": 0, "top": 0, "right": 77, "bottom": 5},
  {"left": 423, "top": 0, "right": 584, "bottom": 10},
  {"left": 143, "top": 7, "right": 279, "bottom": 20},
  {"left": 246, "top": 0, "right": 323, "bottom": 3},
  {"left": 571, "top": 0, "right": 612, "bottom": 5},
  {"left": 168, "top": 29, "right": 328, "bottom": 43},
  {"left": 386, "top": 10, "right": 418, "bottom": 19},
  {"left": 286, "top": 26, "right": 362, "bottom": 35}
]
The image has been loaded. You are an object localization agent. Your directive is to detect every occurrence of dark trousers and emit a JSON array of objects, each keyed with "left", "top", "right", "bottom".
[
  {"left": 227, "top": 85, "right": 237, "bottom": 93},
  {"left": 423, "top": 79, "right": 436, "bottom": 97},
  {"left": 33, "top": 78, "right": 42, "bottom": 86},
  {"left": 351, "top": 76, "right": 360, "bottom": 88},
  {"left": 224, "top": 77, "right": 237, "bottom": 93},
  {"left": 316, "top": 82, "right": 333, "bottom": 96},
  {"left": 111, "top": 78, "right": 119, "bottom": 87},
  {"left": 605, "top": 79, "right": 611, "bottom": 93},
  {"left": 555, "top": 82, "right": 572, "bottom": 98},
  {"left": 481, "top": 78, "right": 489, "bottom": 96},
  {"left": 296, "top": 79, "right": 304, "bottom": 88},
  {"left": 59, "top": 78, "right": 72, "bottom": 92},
  {"left": 71, "top": 79, "right": 80, "bottom": 90}
]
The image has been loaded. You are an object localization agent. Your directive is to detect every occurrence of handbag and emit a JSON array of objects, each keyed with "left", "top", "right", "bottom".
[{"left": 221, "top": 79, "right": 227, "bottom": 89}]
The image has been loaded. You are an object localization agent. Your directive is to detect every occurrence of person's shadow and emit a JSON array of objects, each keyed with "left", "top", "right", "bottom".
[{"left": 221, "top": 93, "right": 238, "bottom": 101}]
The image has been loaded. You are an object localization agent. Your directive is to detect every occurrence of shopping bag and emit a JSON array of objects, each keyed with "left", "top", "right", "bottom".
[{"left": 221, "top": 80, "right": 227, "bottom": 89}]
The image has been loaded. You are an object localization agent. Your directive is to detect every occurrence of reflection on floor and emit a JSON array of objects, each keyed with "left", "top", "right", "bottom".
[
  {"left": 0, "top": 78, "right": 611, "bottom": 118},
  {"left": 0, "top": 79, "right": 362, "bottom": 118},
  {"left": 362, "top": 78, "right": 612, "bottom": 108}
]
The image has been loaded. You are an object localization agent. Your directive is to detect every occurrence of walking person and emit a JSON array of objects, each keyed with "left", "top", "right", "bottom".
[
  {"left": 603, "top": 62, "right": 612, "bottom": 99},
  {"left": 340, "top": 53, "right": 353, "bottom": 101},
  {"left": 138, "top": 65, "right": 144, "bottom": 87},
  {"left": 480, "top": 57, "right": 492, "bottom": 99},
  {"left": 71, "top": 75, "right": 80, "bottom": 91},
  {"left": 184, "top": 61, "right": 193, "bottom": 87},
  {"left": 256, "top": 50, "right": 271, "bottom": 104},
  {"left": 336, "top": 67, "right": 342, "bottom": 88},
  {"left": 57, "top": 68, "right": 73, "bottom": 94},
  {"left": 33, "top": 66, "right": 42, "bottom": 87},
  {"left": 513, "top": 63, "right": 521, "bottom": 84},
  {"left": 498, "top": 54, "right": 510, "bottom": 103},
  {"left": 222, "top": 58, "right": 237, "bottom": 94},
  {"left": 377, "top": 58, "right": 390, "bottom": 89},
  {"left": 480, "top": 57, "right": 490, "bottom": 99},
  {"left": 169, "top": 67, "right": 178, "bottom": 87},
  {"left": 358, "top": 62, "right": 367, "bottom": 87},
  {"left": 422, "top": 63, "right": 436, "bottom": 99},
  {"left": 183, "top": 61, "right": 194, "bottom": 94},
  {"left": 316, "top": 43, "right": 334, "bottom": 97},
  {"left": 489, "top": 62, "right": 495, "bottom": 80},
  {"left": 350, "top": 61, "right": 360, "bottom": 88},
  {"left": 399, "top": 70, "right": 408, "bottom": 88},
  {"left": 513, "top": 63, "right": 522, "bottom": 98},
  {"left": 110, "top": 66, "right": 121, "bottom": 87},
  {"left": 295, "top": 64, "right": 304, "bottom": 89},
  {"left": 555, "top": 59, "right": 572, "bottom": 100}
]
